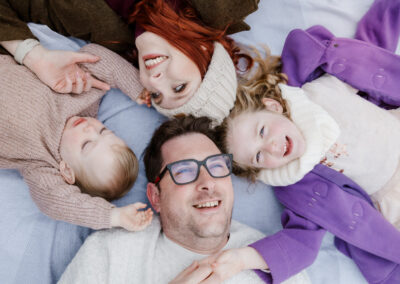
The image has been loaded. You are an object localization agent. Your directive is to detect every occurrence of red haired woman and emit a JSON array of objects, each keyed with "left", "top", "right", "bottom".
[{"left": 0, "top": 0, "right": 257, "bottom": 123}]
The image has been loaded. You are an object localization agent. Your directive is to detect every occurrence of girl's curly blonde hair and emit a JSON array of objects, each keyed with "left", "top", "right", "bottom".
[{"left": 216, "top": 46, "right": 290, "bottom": 182}]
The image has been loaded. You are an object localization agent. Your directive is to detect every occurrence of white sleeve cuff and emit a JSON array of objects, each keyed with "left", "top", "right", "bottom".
[{"left": 14, "top": 39, "right": 40, "bottom": 64}]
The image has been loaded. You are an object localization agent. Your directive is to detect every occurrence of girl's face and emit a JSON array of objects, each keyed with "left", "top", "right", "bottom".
[
  {"left": 136, "top": 31, "right": 202, "bottom": 109},
  {"left": 227, "top": 99, "right": 306, "bottom": 169}
]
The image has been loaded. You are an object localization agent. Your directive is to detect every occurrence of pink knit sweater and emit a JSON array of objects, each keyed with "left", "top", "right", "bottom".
[{"left": 0, "top": 44, "right": 143, "bottom": 229}]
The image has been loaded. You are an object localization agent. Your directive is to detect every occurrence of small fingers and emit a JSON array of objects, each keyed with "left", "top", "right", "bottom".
[
  {"left": 84, "top": 73, "right": 92, "bottom": 92},
  {"left": 71, "top": 52, "right": 100, "bottom": 64},
  {"left": 72, "top": 71, "right": 84, "bottom": 94},
  {"left": 91, "top": 77, "right": 111, "bottom": 91},
  {"left": 132, "top": 202, "right": 147, "bottom": 210}
]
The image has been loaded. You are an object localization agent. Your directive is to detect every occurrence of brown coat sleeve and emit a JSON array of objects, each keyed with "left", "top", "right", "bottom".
[
  {"left": 187, "top": 0, "right": 260, "bottom": 34},
  {"left": 23, "top": 166, "right": 114, "bottom": 230},
  {"left": 0, "top": 0, "right": 134, "bottom": 55}
]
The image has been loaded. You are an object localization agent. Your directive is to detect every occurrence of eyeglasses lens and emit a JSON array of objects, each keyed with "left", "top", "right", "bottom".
[{"left": 170, "top": 155, "right": 231, "bottom": 184}]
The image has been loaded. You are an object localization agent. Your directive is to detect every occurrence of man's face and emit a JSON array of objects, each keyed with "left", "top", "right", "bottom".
[{"left": 148, "top": 133, "right": 234, "bottom": 247}]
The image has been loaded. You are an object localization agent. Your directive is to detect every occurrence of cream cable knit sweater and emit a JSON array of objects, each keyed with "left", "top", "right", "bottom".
[
  {"left": 0, "top": 44, "right": 143, "bottom": 229},
  {"left": 59, "top": 217, "right": 311, "bottom": 284}
]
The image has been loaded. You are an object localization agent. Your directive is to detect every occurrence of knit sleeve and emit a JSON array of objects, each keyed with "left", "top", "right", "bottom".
[
  {"left": 0, "top": 0, "right": 36, "bottom": 43},
  {"left": 58, "top": 231, "right": 111, "bottom": 283},
  {"left": 22, "top": 166, "right": 114, "bottom": 230},
  {"left": 79, "top": 44, "right": 143, "bottom": 101}
]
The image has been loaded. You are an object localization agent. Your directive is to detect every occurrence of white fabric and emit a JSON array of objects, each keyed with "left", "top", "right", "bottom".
[
  {"left": 302, "top": 74, "right": 400, "bottom": 195},
  {"left": 258, "top": 82, "right": 340, "bottom": 186},
  {"left": 152, "top": 42, "right": 237, "bottom": 125},
  {"left": 59, "top": 218, "right": 311, "bottom": 284},
  {"left": 14, "top": 38, "right": 40, "bottom": 64},
  {"left": 259, "top": 74, "right": 400, "bottom": 196}
]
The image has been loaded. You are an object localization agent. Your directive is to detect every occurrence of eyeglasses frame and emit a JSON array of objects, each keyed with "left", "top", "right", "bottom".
[{"left": 154, "top": 153, "right": 233, "bottom": 186}]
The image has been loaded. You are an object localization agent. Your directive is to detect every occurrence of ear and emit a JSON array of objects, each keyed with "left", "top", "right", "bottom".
[
  {"left": 262, "top": 98, "right": 283, "bottom": 114},
  {"left": 59, "top": 160, "right": 76, "bottom": 185},
  {"left": 147, "top": 183, "right": 161, "bottom": 213}
]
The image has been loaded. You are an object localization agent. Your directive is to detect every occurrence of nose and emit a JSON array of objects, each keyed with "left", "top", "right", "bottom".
[
  {"left": 195, "top": 166, "right": 216, "bottom": 192},
  {"left": 83, "top": 123, "right": 97, "bottom": 134},
  {"left": 264, "top": 139, "right": 281, "bottom": 156},
  {"left": 149, "top": 71, "right": 164, "bottom": 85}
]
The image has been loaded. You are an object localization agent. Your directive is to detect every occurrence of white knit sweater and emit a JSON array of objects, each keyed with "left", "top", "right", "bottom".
[
  {"left": 59, "top": 217, "right": 311, "bottom": 284},
  {"left": 259, "top": 74, "right": 400, "bottom": 196}
]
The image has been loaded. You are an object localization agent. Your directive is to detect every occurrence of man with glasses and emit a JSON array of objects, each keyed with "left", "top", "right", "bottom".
[{"left": 59, "top": 116, "right": 309, "bottom": 284}]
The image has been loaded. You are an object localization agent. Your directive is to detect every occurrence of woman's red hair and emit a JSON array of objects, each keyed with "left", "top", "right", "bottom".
[{"left": 129, "top": 0, "right": 251, "bottom": 77}]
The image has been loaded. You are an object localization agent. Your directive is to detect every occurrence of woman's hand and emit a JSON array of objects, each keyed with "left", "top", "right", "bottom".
[
  {"left": 111, "top": 203, "right": 153, "bottom": 231},
  {"left": 23, "top": 44, "right": 110, "bottom": 94}
]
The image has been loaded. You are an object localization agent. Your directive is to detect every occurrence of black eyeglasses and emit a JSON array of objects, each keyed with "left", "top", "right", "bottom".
[{"left": 154, "top": 153, "right": 233, "bottom": 185}]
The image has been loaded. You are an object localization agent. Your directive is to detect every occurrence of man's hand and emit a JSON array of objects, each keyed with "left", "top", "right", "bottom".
[
  {"left": 111, "top": 203, "right": 153, "bottom": 231},
  {"left": 24, "top": 45, "right": 110, "bottom": 94},
  {"left": 169, "top": 261, "right": 214, "bottom": 284}
]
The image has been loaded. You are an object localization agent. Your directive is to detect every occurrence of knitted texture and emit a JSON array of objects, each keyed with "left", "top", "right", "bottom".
[
  {"left": 152, "top": 42, "right": 237, "bottom": 125},
  {"left": 0, "top": 44, "right": 142, "bottom": 229},
  {"left": 59, "top": 217, "right": 311, "bottom": 284},
  {"left": 258, "top": 79, "right": 340, "bottom": 186}
]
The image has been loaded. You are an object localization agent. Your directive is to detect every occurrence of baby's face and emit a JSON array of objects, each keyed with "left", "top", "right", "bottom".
[
  {"left": 60, "top": 117, "right": 126, "bottom": 182},
  {"left": 228, "top": 110, "right": 306, "bottom": 169}
]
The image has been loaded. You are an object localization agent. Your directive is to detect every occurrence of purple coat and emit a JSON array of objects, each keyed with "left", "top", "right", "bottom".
[
  {"left": 251, "top": 0, "right": 400, "bottom": 283},
  {"left": 251, "top": 165, "right": 400, "bottom": 284},
  {"left": 281, "top": 0, "right": 400, "bottom": 109}
]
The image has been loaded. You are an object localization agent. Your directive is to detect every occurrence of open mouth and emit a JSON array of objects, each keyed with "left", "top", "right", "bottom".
[
  {"left": 193, "top": 200, "right": 221, "bottom": 209},
  {"left": 73, "top": 117, "right": 86, "bottom": 127},
  {"left": 143, "top": 54, "right": 168, "bottom": 70},
  {"left": 283, "top": 136, "right": 292, "bottom": 156}
]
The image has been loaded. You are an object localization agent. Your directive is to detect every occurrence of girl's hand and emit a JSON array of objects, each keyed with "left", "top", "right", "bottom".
[
  {"left": 23, "top": 44, "right": 110, "bottom": 94},
  {"left": 136, "top": 89, "right": 152, "bottom": 107},
  {"left": 198, "top": 247, "right": 268, "bottom": 282},
  {"left": 169, "top": 261, "right": 214, "bottom": 284},
  {"left": 111, "top": 203, "right": 153, "bottom": 231}
]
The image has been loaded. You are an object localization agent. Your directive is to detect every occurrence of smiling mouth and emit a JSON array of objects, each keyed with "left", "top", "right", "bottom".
[
  {"left": 73, "top": 117, "right": 86, "bottom": 127},
  {"left": 144, "top": 55, "right": 168, "bottom": 70},
  {"left": 193, "top": 200, "right": 220, "bottom": 209},
  {"left": 283, "top": 136, "right": 292, "bottom": 156}
]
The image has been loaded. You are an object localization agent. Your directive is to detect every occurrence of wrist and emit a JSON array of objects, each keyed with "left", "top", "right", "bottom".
[
  {"left": 14, "top": 39, "right": 41, "bottom": 65},
  {"left": 240, "top": 247, "right": 268, "bottom": 270},
  {"left": 110, "top": 207, "right": 121, "bottom": 228},
  {"left": 22, "top": 43, "right": 46, "bottom": 70}
]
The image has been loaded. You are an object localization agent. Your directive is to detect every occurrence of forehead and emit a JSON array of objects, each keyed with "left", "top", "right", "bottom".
[{"left": 161, "top": 133, "right": 220, "bottom": 165}]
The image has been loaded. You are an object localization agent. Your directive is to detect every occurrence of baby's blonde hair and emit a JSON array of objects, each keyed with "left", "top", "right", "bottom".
[
  {"left": 216, "top": 46, "right": 289, "bottom": 182},
  {"left": 76, "top": 144, "right": 139, "bottom": 201}
]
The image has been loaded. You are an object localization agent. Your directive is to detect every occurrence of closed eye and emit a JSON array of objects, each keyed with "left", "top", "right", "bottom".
[
  {"left": 100, "top": 127, "right": 107, "bottom": 134},
  {"left": 82, "top": 140, "right": 90, "bottom": 150},
  {"left": 256, "top": 151, "right": 261, "bottom": 163},
  {"left": 260, "top": 126, "right": 264, "bottom": 138}
]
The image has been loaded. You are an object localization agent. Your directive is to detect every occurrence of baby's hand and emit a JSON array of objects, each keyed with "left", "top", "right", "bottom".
[{"left": 111, "top": 203, "right": 153, "bottom": 231}]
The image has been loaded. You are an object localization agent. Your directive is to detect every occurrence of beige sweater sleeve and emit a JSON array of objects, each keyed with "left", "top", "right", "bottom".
[
  {"left": 79, "top": 43, "right": 143, "bottom": 101},
  {"left": 23, "top": 166, "right": 114, "bottom": 230}
]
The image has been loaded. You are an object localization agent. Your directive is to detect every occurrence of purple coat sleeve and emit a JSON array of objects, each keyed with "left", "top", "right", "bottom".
[
  {"left": 281, "top": 0, "right": 400, "bottom": 108},
  {"left": 249, "top": 209, "right": 326, "bottom": 283},
  {"left": 355, "top": 0, "right": 400, "bottom": 51}
]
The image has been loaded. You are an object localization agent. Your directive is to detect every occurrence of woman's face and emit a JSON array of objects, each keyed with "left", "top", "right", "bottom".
[
  {"left": 227, "top": 99, "right": 306, "bottom": 169},
  {"left": 136, "top": 31, "right": 202, "bottom": 109}
]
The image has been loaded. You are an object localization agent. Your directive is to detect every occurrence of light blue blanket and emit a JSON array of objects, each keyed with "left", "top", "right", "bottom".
[{"left": 0, "top": 23, "right": 366, "bottom": 283}]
